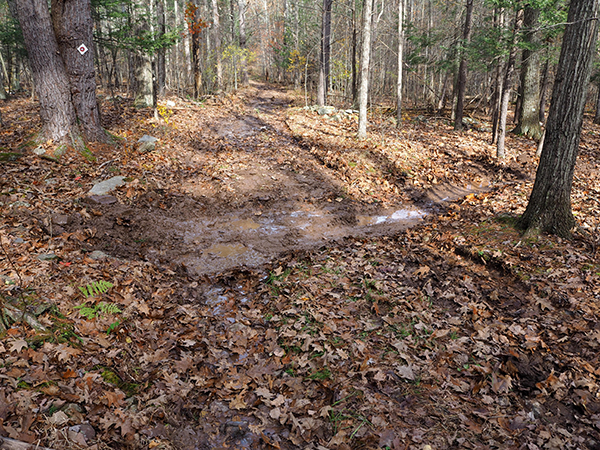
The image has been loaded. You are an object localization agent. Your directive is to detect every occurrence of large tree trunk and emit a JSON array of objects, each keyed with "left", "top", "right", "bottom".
[
  {"left": 14, "top": 0, "right": 81, "bottom": 149},
  {"left": 396, "top": 0, "right": 404, "bottom": 127},
  {"left": 51, "top": 0, "right": 106, "bottom": 142},
  {"left": 518, "top": 0, "right": 599, "bottom": 238},
  {"left": 357, "top": 0, "right": 373, "bottom": 139},
  {"left": 453, "top": 0, "right": 473, "bottom": 131},
  {"left": 496, "top": 9, "right": 523, "bottom": 158},
  {"left": 317, "top": 0, "right": 333, "bottom": 106},
  {"left": 513, "top": 6, "right": 542, "bottom": 139}
]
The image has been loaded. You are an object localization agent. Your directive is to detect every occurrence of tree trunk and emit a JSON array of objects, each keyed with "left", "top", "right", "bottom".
[
  {"left": 132, "top": 3, "right": 153, "bottom": 107},
  {"left": 518, "top": 0, "right": 599, "bottom": 237},
  {"left": 156, "top": 0, "right": 166, "bottom": 97},
  {"left": 51, "top": 0, "right": 106, "bottom": 142},
  {"left": 238, "top": 0, "right": 248, "bottom": 85},
  {"left": 351, "top": 2, "right": 358, "bottom": 105},
  {"left": 14, "top": 0, "right": 82, "bottom": 149},
  {"left": 317, "top": 0, "right": 333, "bottom": 106},
  {"left": 357, "top": 0, "right": 373, "bottom": 139},
  {"left": 538, "top": 54, "right": 550, "bottom": 124},
  {"left": 396, "top": 0, "right": 404, "bottom": 127},
  {"left": 453, "top": 0, "right": 473, "bottom": 131},
  {"left": 211, "top": 0, "right": 223, "bottom": 92},
  {"left": 490, "top": 8, "right": 504, "bottom": 144},
  {"left": 496, "top": 9, "right": 523, "bottom": 158},
  {"left": 513, "top": 6, "right": 542, "bottom": 139}
]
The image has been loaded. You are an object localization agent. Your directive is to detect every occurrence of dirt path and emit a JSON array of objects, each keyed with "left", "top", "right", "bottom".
[{"left": 75, "top": 83, "right": 442, "bottom": 275}]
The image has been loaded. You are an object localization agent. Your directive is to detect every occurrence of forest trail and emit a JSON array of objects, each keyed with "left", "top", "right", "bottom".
[
  {"left": 70, "top": 82, "right": 489, "bottom": 275},
  {"left": 3, "top": 83, "right": 600, "bottom": 450}
]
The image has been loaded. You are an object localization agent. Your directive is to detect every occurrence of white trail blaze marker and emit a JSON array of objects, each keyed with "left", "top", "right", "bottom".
[{"left": 78, "top": 43, "right": 88, "bottom": 55}]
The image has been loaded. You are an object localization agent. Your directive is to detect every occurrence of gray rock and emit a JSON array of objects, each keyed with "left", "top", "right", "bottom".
[
  {"left": 83, "top": 195, "right": 118, "bottom": 205},
  {"left": 137, "top": 134, "right": 158, "bottom": 153},
  {"left": 88, "top": 176, "right": 126, "bottom": 196},
  {"left": 89, "top": 250, "right": 109, "bottom": 260},
  {"left": 11, "top": 201, "right": 31, "bottom": 208},
  {"left": 51, "top": 214, "right": 69, "bottom": 225},
  {"left": 318, "top": 106, "right": 336, "bottom": 115},
  {"left": 37, "top": 253, "right": 58, "bottom": 261}
]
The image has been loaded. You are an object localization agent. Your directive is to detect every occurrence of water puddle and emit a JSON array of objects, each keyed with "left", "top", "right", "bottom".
[
  {"left": 357, "top": 209, "right": 425, "bottom": 226},
  {"left": 206, "top": 243, "right": 249, "bottom": 257},
  {"left": 229, "top": 219, "right": 260, "bottom": 231},
  {"left": 174, "top": 207, "right": 427, "bottom": 275}
]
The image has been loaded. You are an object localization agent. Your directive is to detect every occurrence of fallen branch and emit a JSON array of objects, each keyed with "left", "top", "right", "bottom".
[{"left": 0, "top": 436, "right": 55, "bottom": 450}]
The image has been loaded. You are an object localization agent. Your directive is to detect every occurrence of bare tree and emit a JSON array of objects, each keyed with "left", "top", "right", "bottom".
[{"left": 358, "top": 0, "right": 374, "bottom": 139}]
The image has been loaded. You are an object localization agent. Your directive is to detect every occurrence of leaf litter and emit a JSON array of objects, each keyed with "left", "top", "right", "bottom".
[{"left": 0, "top": 82, "right": 600, "bottom": 449}]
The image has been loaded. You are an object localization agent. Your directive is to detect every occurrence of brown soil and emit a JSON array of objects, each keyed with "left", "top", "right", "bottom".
[{"left": 64, "top": 82, "right": 501, "bottom": 276}]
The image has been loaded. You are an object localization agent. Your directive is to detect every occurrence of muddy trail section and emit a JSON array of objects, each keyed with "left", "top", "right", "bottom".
[
  {"left": 63, "top": 82, "right": 495, "bottom": 276},
  {"left": 3, "top": 83, "right": 600, "bottom": 450}
]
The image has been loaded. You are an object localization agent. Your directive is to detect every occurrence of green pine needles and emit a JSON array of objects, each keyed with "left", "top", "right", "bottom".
[{"left": 79, "top": 280, "right": 113, "bottom": 298}]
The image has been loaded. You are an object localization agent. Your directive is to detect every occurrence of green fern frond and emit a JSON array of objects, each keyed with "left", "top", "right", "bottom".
[
  {"left": 98, "top": 302, "right": 122, "bottom": 315},
  {"left": 79, "top": 280, "right": 114, "bottom": 298},
  {"left": 73, "top": 305, "right": 98, "bottom": 320}
]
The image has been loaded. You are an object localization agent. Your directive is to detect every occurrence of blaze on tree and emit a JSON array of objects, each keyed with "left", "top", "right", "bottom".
[
  {"left": 518, "top": 0, "right": 599, "bottom": 237},
  {"left": 15, "top": 0, "right": 106, "bottom": 151}
]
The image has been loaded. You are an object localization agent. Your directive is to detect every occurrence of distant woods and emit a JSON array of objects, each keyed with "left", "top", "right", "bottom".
[{"left": 1, "top": 0, "right": 600, "bottom": 129}]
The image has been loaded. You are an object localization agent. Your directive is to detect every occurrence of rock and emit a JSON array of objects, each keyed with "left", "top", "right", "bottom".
[
  {"left": 89, "top": 250, "right": 109, "bottom": 260},
  {"left": 166, "top": 100, "right": 176, "bottom": 107},
  {"left": 37, "top": 253, "right": 58, "bottom": 261},
  {"left": 318, "top": 106, "right": 336, "bottom": 115},
  {"left": 51, "top": 214, "right": 69, "bottom": 225},
  {"left": 83, "top": 195, "right": 118, "bottom": 205},
  {"left": 88, "top": 176, "right": 126, "bottom": 196},
  {"left": 11, "top": 201, "right": 31, "bottom": 208},
  {"left": 33, "top": 147, "right": 46, "bottom": 155},
  {"left": 137, "top": 134, "right": 158, "bottom": 153}
]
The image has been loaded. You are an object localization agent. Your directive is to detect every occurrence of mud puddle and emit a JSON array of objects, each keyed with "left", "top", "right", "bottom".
[{"left": 173, "top": 206, "right": 426, "bottom": 275}]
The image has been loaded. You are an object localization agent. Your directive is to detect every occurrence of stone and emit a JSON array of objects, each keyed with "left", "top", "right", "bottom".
[
  {"left": 317, "top": 106, "right": 336, "bottom": 115},
  {"left": 89, "top": 250, "right": 109, "bottom": 260},
  {"left": 37, "top": 253, "right": 58, "bottom": 261},
  {"left": 88, "top": 176, "right": 126, "bottom": 196},
  {"left": 51, "top": 214, "right": 69, "bottom": 225},
  {"left": 137, "top": 134, "right": 158, "bottom": 153},
  {"left": 83, "top": 195, "right": 118, "bottom": 205}
]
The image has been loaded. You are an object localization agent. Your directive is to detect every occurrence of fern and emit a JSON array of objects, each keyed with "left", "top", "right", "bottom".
[
  {"left": 74, "top": 301, "right": 122, "bottom": 320},
  {"left": 79, "top": 280, "right": 113, "bottom": 298},
  {"left": 98, "top": 302, "right": 121, "bottom": 315}
]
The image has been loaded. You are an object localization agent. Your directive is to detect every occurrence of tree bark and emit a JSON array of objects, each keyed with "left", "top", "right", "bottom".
[
  {"left": 357, "top": 0, "right": 373, "bottom": 139},
  {"left": 396, "top": 0, "right": 405, "bottom": 127},
  {"left": 238, "top": 0, "right": 249, "bottom": 85},
  {"left": 518, "top": 0, "right": 599, "bottom": 237},
  {"left": 51, "top": 0, "right": 106, "bottom": 142},
  {"left": 454, "top": 0, "right": 473, "bottom": 131},
  {"left": 496, "top": 9, "right": 523, "bottom": 158},
  {"left": 513, "top": 6, "right": 542, "bottom": 139},
  {"left": 132, "top": 3, "right": 154, "bottom": 107},
  {"left": 211, "top": 0, "right": 223, "bottom": 92},
  {"left": 156, "top": 0, "right": 166, "bottom": 97},
  {"left": 538, "top": 55, "right": 550, "bottom": 124},
  {"left": 317, "top": 0, "right": 333, "bottom": 106},
  {"left": 14, "top": 0, "right": 82, "bottom": 148}
]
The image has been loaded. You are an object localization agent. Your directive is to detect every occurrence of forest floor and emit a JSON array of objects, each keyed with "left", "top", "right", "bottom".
[{"left": 1, "top": 81, "right": 600, "bottom": 450}]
